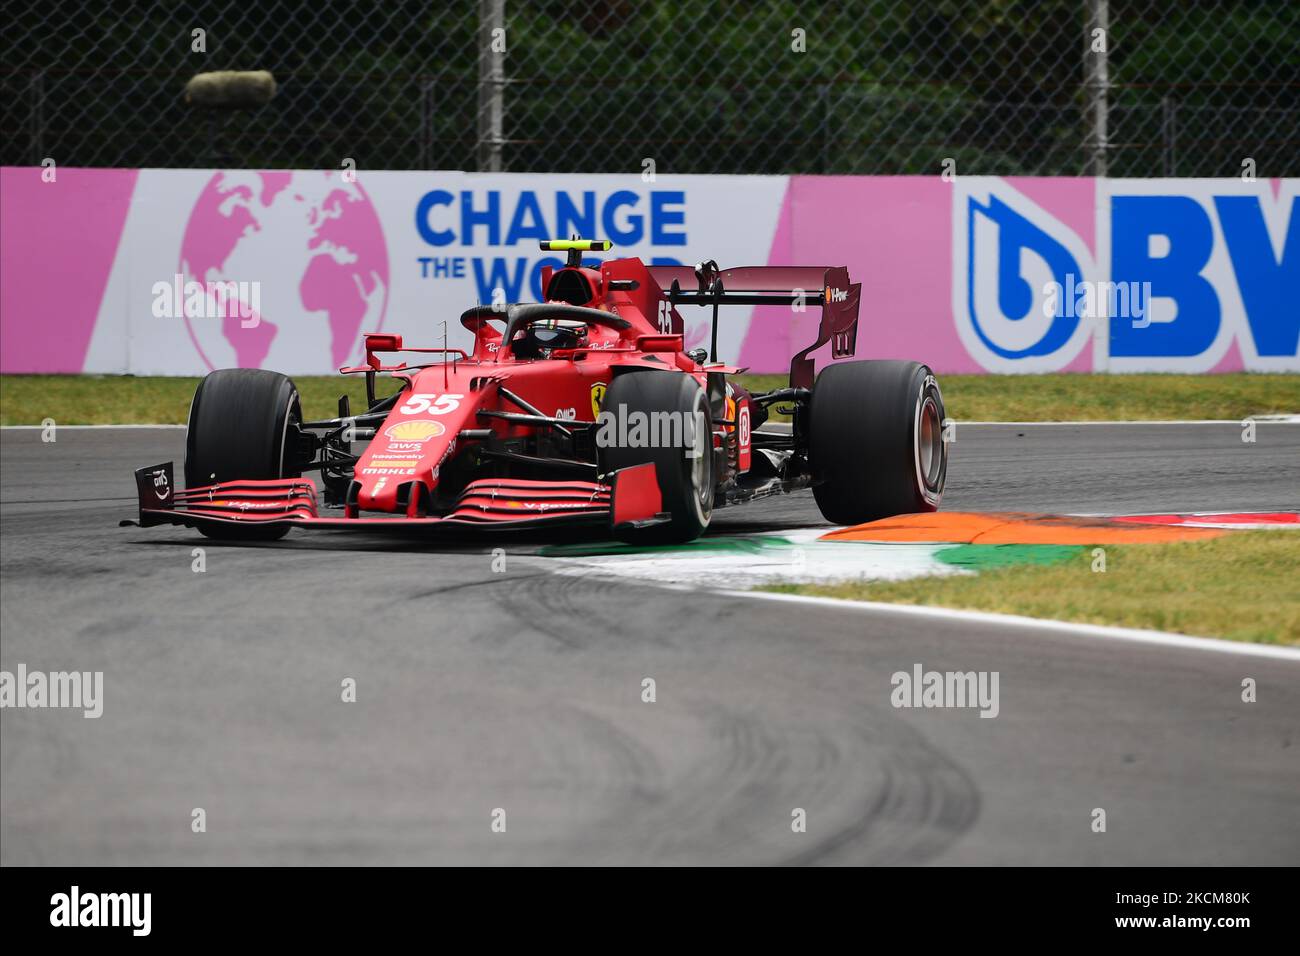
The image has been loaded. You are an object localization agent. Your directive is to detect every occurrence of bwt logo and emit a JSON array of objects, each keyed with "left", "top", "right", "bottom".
[{"left": 953, "top": 178, "right": 1299, "bottom": 372}]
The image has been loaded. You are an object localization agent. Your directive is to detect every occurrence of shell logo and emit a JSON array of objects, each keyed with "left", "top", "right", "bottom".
[{"left": 385, "top": 420, "right": 445, "bottom": 442}]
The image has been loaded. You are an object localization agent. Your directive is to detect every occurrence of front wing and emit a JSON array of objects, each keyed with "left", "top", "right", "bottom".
[{"left": 123, "top": 462, "right": 666, "bottom": 535}]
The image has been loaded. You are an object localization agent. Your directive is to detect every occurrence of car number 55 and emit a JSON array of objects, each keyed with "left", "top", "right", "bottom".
[{"left": 399, "top": 393, "right": 464, "bottom": 415}]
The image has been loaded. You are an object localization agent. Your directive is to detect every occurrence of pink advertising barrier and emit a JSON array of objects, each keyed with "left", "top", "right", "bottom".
[
  {"left": 738, "top": 176, "right": 1098, "bottom": 373},
  {"left": 1, "top": 167, "right": 138, "bottom": 373},
  {"left": 2, "top": 168, "right": 1293, "bottom": 374}
]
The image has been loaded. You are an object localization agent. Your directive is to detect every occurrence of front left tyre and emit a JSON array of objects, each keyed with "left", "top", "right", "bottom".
[
  {"left": 185, "top": 368, "right": 303, "bottom": 541},
  {"left": 598, "top": 370, "right": 714, "bottom": 544}
]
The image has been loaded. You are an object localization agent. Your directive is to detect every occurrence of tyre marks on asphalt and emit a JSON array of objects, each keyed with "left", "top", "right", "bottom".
[
  {"left": 493, "top": 569, "right": 980, "bottom": 864},
  {"left": 5, "top": 427, "right": 1297, "bottom": 863}
]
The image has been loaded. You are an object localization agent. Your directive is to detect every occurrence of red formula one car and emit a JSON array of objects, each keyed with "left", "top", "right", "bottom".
[{"left": 127, "top": 239, "right": 947, "bottom": 543}]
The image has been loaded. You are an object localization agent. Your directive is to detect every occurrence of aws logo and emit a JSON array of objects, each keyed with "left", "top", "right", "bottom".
[{"left": 953, "top": 178, "right": 1299, "bottom": 372}]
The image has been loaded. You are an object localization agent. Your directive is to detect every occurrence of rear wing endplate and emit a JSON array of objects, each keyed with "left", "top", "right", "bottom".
[{"left": 649, "top": 263, "right": 860, "bottom": 389}]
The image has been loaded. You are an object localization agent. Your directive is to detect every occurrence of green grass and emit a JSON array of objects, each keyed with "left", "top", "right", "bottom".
[
  {"left": 0, "top": 372, "right": 1296, "bottom": 426},
  {"left": 740, "top": 372, "right": 1300, "bottom": 422},
  {"left": 765, "top": 532, "right": 1300, "bottom": 646},
  {"left": 0, "top": 375, "right": 396, "bottom": 426}
]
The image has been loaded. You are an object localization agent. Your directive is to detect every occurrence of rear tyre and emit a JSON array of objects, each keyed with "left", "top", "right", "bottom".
[
  {"left": 185, "top": 368, "right": 303, "bottom": 541},
  {"left": 598, "top": 371, "right": 713, "bottom": 544},
  {"left": 809, "top": 360, "right": 947, "bottom": 525}
]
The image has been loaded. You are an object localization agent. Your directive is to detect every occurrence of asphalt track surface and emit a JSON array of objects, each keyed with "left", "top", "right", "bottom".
[{"left": 1, "top": 423, "right": 1297, "bottom": 865}]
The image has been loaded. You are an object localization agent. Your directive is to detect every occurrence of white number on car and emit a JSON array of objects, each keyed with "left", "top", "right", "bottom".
[
  {"left": 657, "top": 299, "right": 674, "bottom": 333},
  {"left": 399, "top": 393, "right": 464, "bottom": 415}
]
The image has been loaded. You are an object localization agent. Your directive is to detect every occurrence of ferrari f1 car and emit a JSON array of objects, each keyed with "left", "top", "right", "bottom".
[{"left": 128, "top": 239, "right": 948, "bottom": 543}]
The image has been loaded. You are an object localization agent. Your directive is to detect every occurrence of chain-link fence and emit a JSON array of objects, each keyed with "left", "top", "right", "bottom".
[{"left": 2, "top": 0, "right": 1297, "bottom": 176}]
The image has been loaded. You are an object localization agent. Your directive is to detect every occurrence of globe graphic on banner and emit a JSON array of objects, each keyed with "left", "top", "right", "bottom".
[{"left": 180, "top": 170, "right": 388, "bottom": 372}]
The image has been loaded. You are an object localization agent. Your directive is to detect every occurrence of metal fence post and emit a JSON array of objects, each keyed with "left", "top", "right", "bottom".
[
  {"left": 1085, "top": 0, "right": 1109, "bottom": 176},
  {"left": 1162, "top": 95, "right": 1176, "bottom": 176},
  {"left": 31, "top": 70, "right": 45, "bottom": 165},
  {"left": 420, "top": 75, "right": 433, "bottom": 170},
  {"left": 478, "top": 0, "right": 505, "bottom": 172}
]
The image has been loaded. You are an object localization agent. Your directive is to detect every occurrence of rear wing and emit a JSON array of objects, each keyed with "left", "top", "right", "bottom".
[{"left": 648, "top": 263, "right": 860, "bottom": 389}]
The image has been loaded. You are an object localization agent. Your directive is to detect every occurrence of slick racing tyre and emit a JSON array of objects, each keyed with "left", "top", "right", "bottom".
[
  {"left": 809, "top": 360, "right": 947, "bottom": 525},
  {"left": 185, "top": 368, "right": 304, "bottom": 541},
  {"left": 598, "top": 371, "right": 714, "bottom": 544}
]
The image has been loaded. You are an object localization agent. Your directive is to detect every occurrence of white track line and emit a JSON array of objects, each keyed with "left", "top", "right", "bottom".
[
  {"left": 718, "top": 589, "right": 1300, "bottom": 661},
  {"left": 956, "top": 418, "right": 1298, "bottom": 425},
  {"left": 3, "top": 419, "right": 1297, "bottom": 430},
  {"left": 0, "top": 424, "right": 186, "bottom": 430}
]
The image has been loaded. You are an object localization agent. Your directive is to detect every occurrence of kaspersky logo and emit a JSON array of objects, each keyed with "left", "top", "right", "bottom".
[{"left": 953, "top": 177, "right": 1299, "bottom": 373}]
